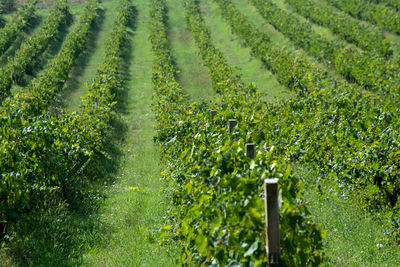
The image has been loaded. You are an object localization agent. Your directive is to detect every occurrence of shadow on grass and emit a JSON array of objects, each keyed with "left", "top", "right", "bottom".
[
  {"left": 60, "top": 8, "right": 106, "bottom": 109},
  {"left": 114, "top": 7, "right": 137, "bottom": 117},
  {"left": 0, "top": 6, "right": 139, "bottom": 267},
  {"left": 297, "top": 166, "right": 400, "bottom": 266}
]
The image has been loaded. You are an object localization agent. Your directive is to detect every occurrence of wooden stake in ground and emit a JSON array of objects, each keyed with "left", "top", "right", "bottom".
[
  {"left": 264, "top": 178, "right": 280, "bottom": 266},
  {"left": 12, "top": 58, "right": 17, "bottom": 85},
  {"left": 229, "top": 119, "right": 237, "bottom": 133},
  {"left": 210, "top": 109, "right": 217, "bottom": 125},
  {"left": 246, "top": 143, "right": 255, "bottom": 159}
]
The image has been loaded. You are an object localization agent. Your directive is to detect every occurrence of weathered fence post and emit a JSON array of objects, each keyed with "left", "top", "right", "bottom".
[
  {"left": 12, "top": 58, "right": 17, "bottom": 85},
  {"left": 246, "top": 143, "right": 255, "bottom": 159},
  {"left": 264, "top": 179, "right": 280, "bottom": 266},
  {"left": 210, "top": 110, "right": 217, "bottom": 125},
  {"left": 229, "top": 119, "right": 237, "bottom": 133}
]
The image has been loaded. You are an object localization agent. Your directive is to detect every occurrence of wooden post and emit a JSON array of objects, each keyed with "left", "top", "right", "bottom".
[
  {"left": 324, "top": 101, "right": 329, "bottom": 109},
  {"left": 264, "top": 179, "right": 280, "bottom": 266},
  {"left": 246, "top": 143, "right": 255, "bottom": 159},
  {"left": 353, "top": 101, "right": 357, "bottom": 109},
  {"left": 228, "top": 119, "right": 237, "bottom": 133},
  {"left": 12, "top": 58, "right": 17, "bottom": 85},
  {"left": 210, "top": 110, "right": 217, "bottom": 125},
  {"left": 334, "top": 79, "right": 337, "bottom": 89}
]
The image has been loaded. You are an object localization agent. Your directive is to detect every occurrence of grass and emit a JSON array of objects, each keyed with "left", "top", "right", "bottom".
[
  {"left": 232, "top": 0, "right": 292, "bottom": 48},
  {"left": 231, "top": 0, "right": 400, "bottom": 263},
  {"left": 1, "top": 0, "right": 399, "bottom": 265},
  {"left": 61, "top": 1, "right": 117, "bottom": 111},
  {"left": 0, "top": 0, "right": 94, "bottom": 59},
  {"left": 61, "top": 2, "right": 118, "bottom": 111},
  {"left": 240, "top": 0, "right": 358, "bottom": 86},
  {"left": 0, "top": 0, "right": 179, "bottom": 265},
  {"left": 199, "top": 0, "right": 292, "bottom": 101},
  {"left": 232, "top": 0, "right": 333, "bottom": 77},
  {"left": 385, "top": 32, "right": 400, "bottom": 59},
  {"left": 271, "top": 0, "right": 339, "bottom": 43},
  {"left": 298, "top": 167, "right": 400, "bottom": 266},
  {"left": 6, "top": 2, "right": 109, "bottom": 96},
  {"left": 81, "top": 0, "right": 179, "bottom": 265},
  {"left": 274, "top": 0, "right": 400, "bottom": 58},
  {"left": 165, "top": 0, "right": 213, "bottom": 102}
]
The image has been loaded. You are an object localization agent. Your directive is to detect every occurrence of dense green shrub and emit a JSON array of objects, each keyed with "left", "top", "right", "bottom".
[
  {"left": 0, "top": 0, "right": 37, "bottom": 56},
  {"left": 249, "top": 0, "right": 400, "bottom": 94},
  {"left": 0, "top": 0, "right": 134, "bottom": 242},
  {"left": 0, "top": 0, "right": 70, "bottom": 102},
  {"left": 285, "top": 0, "right": 391, "bottom": 56},
  {"left": 218, "top": 0, "right": 400, "bottom": 242},
  {"left": 327, "top": 0, "right": 400, "bottom": 34},
  {"left": 151, "top": 0, "right": 324, "bottom": 265},
  {"left": 0, "top": 0, "right": 99, "bottom": 116}
]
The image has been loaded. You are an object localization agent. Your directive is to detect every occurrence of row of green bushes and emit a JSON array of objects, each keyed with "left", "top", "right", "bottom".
[
  {"left": 0, "top": 0, "right": 134, "bottom": 241},
  {"left": 249, "top": 0, "right": 400, "bottom": 95},
  {"left": 0, "top": 0, "right": 99, "bottom": 117},
  {"left": 285, "top": 0, "right": 391, "bottom": 56},
  {"left": 215, "top": 0, "right": 400, "bottom": 241},
  {"left": 327, "top": 0, "right": 400, "bottom": 34},
  {"left": 0, "top": 0, "right": 16, "bottom": 13},
  {"left": 0, "top": 0, "right": 37, "bottom": 56},
  {"left": 151, "top": 0, "right": 324, "bottom": 265},
  {"left": 0, "top": 0, "right": 70, "bottom": 102},
  {"left": 371, "top": 0, "right": 400, "bottom": 10}
]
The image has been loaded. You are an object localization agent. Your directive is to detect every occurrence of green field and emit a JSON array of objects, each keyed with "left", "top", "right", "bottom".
[{"left": 1, "top": 0, "right": 400, "bottom": 265}]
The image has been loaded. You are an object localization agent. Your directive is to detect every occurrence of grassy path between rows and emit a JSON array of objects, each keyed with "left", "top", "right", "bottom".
[
  {"left": 199, "top": 0, "right": 292, "bottom": 101},
  {"left": 299, "top": 168, "right": 400, "bottom": 266},
  {"left": 1, "top": 1, "right": 180, "bottom": 265},
  {"left": 165, "top": 0, "right": 213, "bottom": 101},
  {"left": 82, "top": 0, "right": 178, "bottom": 265},
  {"left": 271, "top": 0, "right": 338, "bottom": 42},
  {"left": 232, "top": 0, "right": 340, "bottom": 82},
  {"left": 275, "top": 0, "right": 400, "bottom": 59},
  {"left": 232, "top": 0, "right": 291, "bottom": 48},
  {"left": 3, "top": 0, "right": 400, "bottom": 265},
  {"left": 62, "top": 1, "right": 117, "bottom": 111}
]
